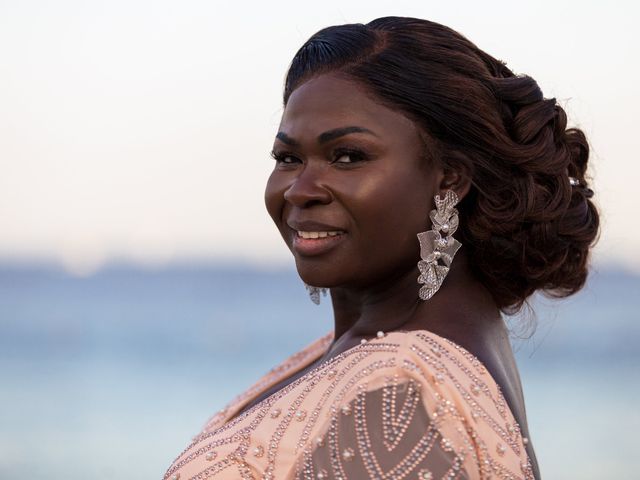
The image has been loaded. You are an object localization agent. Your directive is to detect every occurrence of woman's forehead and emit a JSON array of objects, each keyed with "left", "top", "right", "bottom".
[{"left": 278, "top": 73, "right": 420, "bottom": 144}]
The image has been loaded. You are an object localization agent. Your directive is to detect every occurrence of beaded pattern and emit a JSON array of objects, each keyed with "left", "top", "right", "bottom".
[
  {"left": 164, "top": 330, "right": 534, "bottom": 480},
  {"left": 381, "top": 376, "right": 421, "bottom": 452}
]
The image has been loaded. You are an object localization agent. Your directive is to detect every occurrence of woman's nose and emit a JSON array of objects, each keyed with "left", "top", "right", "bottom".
[{"left": 283, "top": 164, "right": 333, "bottom": 208}]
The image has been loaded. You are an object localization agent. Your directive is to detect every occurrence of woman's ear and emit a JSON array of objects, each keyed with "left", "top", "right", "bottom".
[
  {"left": 438, "top": 167, "right": 471, "bottom": 202},
  {"left": 432, "top": 148, "right": 473, "bottom": 202}
]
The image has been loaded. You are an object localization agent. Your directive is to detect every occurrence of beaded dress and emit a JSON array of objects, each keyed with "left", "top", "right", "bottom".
[{"left": 164, "top": 330, "right": 534, "bottom": 480}]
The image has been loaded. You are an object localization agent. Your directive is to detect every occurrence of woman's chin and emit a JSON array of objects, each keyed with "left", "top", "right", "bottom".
[{"left": 294, "top": 264, "right": 340, "bottom": 289}]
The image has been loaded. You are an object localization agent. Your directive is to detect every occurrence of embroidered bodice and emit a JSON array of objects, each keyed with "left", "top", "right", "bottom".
[{"left": 164, "top": 330, "right": 534, "bottom": 480}]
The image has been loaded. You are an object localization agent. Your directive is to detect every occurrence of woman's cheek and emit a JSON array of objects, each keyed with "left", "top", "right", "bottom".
[{"left": 264, "top": 175, "right": 286, "bottom": 222}]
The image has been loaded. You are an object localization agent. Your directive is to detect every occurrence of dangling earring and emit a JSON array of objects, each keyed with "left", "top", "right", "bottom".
[
  {"left": 417, "top": 190, "right": 462, "bottom": 301},
  {"left": 304, "top": 283, "right": 328, "bottom": 305}
]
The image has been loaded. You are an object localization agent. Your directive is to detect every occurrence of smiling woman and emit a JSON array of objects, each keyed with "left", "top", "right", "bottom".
[{"left": 165, "top": 16, "right": 599, "bottom": 480}]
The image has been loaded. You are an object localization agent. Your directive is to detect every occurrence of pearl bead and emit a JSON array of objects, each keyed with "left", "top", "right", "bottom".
[
  {"left": 341, "top": 404, "right": 352, "bottom": 416},
  {"left": 418, "top": 469, "right": 433, "bottom": 480},
  {"left": 342, "top": 447, "right": 355, "bottom": 461},
  {"left": 170, "top": 474, "right": 180, "bottom": 480},
  {"left": 205, "top": 451, "right": 217, "bottom": 461},
  {"left": 376, "top": 331, "right": 385, "bottom": 338},
  {"left": 295, "top": 409, "right": 307, "bottom": 421},
  {"left": 360, "top": 338, "right": 367, "bottom": 344},
  {"left": 270, "top": 407, "right": 281, "bottom": 419},
  {"left": 253, "top": 445, "right": 264, "bottom": 457}
]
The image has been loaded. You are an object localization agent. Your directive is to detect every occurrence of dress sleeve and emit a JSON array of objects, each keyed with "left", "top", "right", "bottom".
[{"left": 291, "top": 333, "right": 533, "bottom": 480}]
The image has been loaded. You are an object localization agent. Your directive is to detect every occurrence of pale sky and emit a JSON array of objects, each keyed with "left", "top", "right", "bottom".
[{"left": 1, "top": 0, "right": 638, "bottom": 275}]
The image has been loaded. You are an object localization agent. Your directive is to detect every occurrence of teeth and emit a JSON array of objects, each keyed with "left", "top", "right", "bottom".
[{"left": 297, "top": 231, "right": 344, "bottom": 239}]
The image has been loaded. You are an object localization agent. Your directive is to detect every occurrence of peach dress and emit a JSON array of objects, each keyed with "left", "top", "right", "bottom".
[{"left": 164, "top": 330, "right": 534, "bottom": 480}]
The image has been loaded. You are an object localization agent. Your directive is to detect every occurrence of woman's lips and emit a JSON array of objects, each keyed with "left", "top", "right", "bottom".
[{"left": 292, "top": 231, "right": 346, "bottom": 256}]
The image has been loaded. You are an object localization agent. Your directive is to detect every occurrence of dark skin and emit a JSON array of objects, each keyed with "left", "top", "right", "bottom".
[{"left": 249, "top": 73, "right": 538, "bottom": 476}]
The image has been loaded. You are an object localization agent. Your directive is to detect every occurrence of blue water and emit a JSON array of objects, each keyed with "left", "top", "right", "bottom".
[{"left": 0, "top": 263, "right": 638, "bottom": 479}]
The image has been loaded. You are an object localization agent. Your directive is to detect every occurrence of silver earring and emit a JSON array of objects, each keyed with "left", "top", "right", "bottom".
[
  {"left": 304, "top": 283, "right": 328, "bottom": 305},
  {"left": 417, "top": 190, "right": 462, "bottom": 301}
]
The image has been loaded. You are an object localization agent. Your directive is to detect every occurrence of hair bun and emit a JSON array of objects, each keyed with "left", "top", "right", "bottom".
[{"left": 463, "top": 89, "right": 599, "bottom": 313}]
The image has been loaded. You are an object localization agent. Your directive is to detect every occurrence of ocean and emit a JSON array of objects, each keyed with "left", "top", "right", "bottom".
[{"left": 0, "top": 263, "right": 638, "bottom": 479}]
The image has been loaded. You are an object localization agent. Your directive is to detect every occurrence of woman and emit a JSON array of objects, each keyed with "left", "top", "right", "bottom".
[{"left": 165, "top": 17, "right": 598, "bottom": 480}]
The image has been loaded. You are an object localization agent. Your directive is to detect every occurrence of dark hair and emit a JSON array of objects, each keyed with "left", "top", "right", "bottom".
[{"left": 283, "top": 16, "right": 600, "bottom": 313}]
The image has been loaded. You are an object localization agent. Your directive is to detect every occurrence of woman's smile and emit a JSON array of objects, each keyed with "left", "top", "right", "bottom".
[
  {"left": 287, "top": 219, "right": 347, "bottom": 256},
  {"left": 291, "top": 230, "right": 347, "bottom": 256}
]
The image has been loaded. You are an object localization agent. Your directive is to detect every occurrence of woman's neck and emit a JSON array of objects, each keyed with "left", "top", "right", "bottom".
[{"left": 326, "top": 250, "right": 500, "bottom": 350}]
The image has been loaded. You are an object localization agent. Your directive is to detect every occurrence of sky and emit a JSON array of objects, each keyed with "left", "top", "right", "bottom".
[{"left": 1, "top": 0, "right": 638, "bottom": 275}]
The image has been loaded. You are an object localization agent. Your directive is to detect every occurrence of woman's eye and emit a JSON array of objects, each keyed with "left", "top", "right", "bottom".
[
  {"left": 334, "top": 154, "right": 354, "bottom": 163},
  {"left": 333, "top": 149, "right": 366, "bottom": 164},
  {"left": 270, "top": 151, "right": 299, "bottom": 164}
]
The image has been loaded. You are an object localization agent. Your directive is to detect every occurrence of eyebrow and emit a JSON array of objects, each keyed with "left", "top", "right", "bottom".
[{"left": 275, "top": 126, "right": 378, "bottom": 147}]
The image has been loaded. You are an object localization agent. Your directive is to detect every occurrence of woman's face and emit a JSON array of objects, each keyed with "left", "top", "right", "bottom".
[{"left": 265, "top": 73, "right": 443, "bottom": 290}]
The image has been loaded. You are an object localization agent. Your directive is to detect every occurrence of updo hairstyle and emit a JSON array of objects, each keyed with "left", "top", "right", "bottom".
[{"left": 283, "top": 16, "right": 600, "bottom": 314}]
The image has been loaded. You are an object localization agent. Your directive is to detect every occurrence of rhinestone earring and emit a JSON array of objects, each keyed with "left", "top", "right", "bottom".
[
  {"left": 304, "top": 283, "right": 328, "bottom": 305},
  {"left": 417, "top": 189, "right": 462, "bottom": 301}
]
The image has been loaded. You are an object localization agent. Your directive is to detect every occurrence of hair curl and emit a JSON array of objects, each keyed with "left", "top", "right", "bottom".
[{"left": 283, "top": 16, "right": 600, "bottom": 313}]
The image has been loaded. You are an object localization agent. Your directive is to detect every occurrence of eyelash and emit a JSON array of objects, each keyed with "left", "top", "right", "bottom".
[{"left": 270, "top": 147, "right": 368, "bottom": 165}]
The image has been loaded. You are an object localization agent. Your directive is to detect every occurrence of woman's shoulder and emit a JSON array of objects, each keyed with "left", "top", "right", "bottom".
[
  {"left": 338, "top": 329, "right": 516, "bottom": 421},
  {"left": 298, "top": 329, "right": 534, "bottom": 479},
  {"left": 385, "top": 328, "right": 512, "bottom": 417}
]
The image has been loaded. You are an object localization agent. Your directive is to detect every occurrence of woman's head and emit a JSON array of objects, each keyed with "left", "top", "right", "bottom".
[
  {"left": 266, "top": 16, "right": 599, "bottom": 313},
  {"left": 265, "top": 73, "right": 458, "bottom": 294}
]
